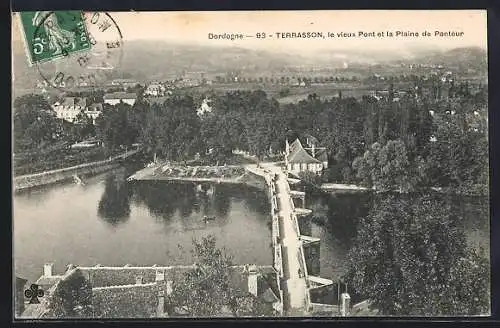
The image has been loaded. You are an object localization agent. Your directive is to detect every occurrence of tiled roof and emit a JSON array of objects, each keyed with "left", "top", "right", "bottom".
[
  {"left": 80, "top": 266, "right": 194, "bottom": 287},
  {"left": 16, "top": 276, "right": 28, "bottom": 289},
  {"left": 260, "top": 287, "right": 279, "bottom": 303},
  {"left": 22, "top": 265, "right": 279, "bottom": 318},
  {"left": 35, "top": 275, "right": 64, "bottom": 288},
  {"left": 59, "top": 97, "right": 88, "bottom": 107},
  {"left": 289, "top": 139, "right": 302, "bottom": 154},
  {"left": 87, "top": 103, "right": 103, "bottom": 112},
  {"left": 288, "top": 139, "right": 322, "bottom": 164},
  {"left": 103, "top": 92, "right": 137, "bottom": 100},
  {"left": 92, "top": 283, "right": 159, "bottom": 318}
]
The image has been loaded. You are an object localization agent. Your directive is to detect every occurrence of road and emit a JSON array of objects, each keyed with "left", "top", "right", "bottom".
[{"left": 258, "top": 162, "right": 308, "bottom": 315}]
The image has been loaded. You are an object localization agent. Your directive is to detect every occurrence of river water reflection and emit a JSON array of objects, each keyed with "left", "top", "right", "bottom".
[
  {"left": 306, "top": 190, "right": 490, "bottom": 281},
  {"left": 14, "top": 166, "right": 272, "bottom": 282},
  {"left": 14, "top": 166, "right": 490, "bottom": 284}
]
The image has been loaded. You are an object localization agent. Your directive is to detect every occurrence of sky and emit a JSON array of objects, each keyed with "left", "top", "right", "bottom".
[{"left": 12, "top": 10, "right": 487, "bottom": 55}]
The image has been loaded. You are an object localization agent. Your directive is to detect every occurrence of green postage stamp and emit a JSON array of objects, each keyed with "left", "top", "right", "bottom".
[{"left": 18, "top": 11, "right": 92, "bottom": 65}]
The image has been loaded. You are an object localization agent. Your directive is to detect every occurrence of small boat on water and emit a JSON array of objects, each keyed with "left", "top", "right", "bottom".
[
  {"left": 73, "top": 175, "right": 85, "bottom": 186},
  {"left": 203, "top": 215, "right": 216, "bottom": 222}
]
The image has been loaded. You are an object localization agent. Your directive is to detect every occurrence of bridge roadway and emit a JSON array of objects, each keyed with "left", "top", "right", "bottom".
[{"left": 250, "top": 163, "right": 309, "bottom": 315}]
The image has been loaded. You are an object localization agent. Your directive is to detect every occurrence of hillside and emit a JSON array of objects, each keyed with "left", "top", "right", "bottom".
[
  {"left": 12, "top": 40, "right": 313, "bottom": 90},
  {"left": 407, "top": 46, "right": 487, "bottom": 70},
  {"left": 12, "top": 41, "right": 487, "bottom": 92}
]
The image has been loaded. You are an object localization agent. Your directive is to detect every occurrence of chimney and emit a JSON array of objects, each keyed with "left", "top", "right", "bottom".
[
  {"left": 155, "top": 269, "right": 165, "bottom": 282},
  {"left": 135, "top": 276, "right": 143, "bottom": 285},
  {"left": 248, "top": 265, "right": 258, "bottom": 296},
  {"left": 43, "top": 263, "right": 53, "bottom": 277},
  {"left": 340, "top": 293, "right": 351, "bottom": 316},
  {"left": 157, "top": 290, "right": 165, "bottom": 316},
  {"left": 311, "top": 144, "right": 315, "bottom": 158},
  {"left": 166, "top": 280, "right": 173, "bottom": 296}
]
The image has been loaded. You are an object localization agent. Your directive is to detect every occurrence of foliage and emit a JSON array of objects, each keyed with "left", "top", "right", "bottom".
[
  {"left": 14, "top": 80, "right": 488, "bottom": 193},
  {"left": 426, "top": 109, "right": 488, "bottom": 192},
  {"left": 95, "top": 103, "right": 138, "bottom": 153},
  {"left": 13, "top": 94, "right": 59, "bottom": 151},
  {"left": 14, "top": 146, "right": 109, "bottom": 176},
  {"left": 48, "top": 270, "right": 93, "bottom": 318},
  {"left": 343, "top": 194, "right": 490, "bottom": 316},
  {"left": 352, "top": 140, "right": 423, "bottom": 192},
  {"left": 167, "top": 235, "right": 275, "bottom": 317},
  {"left": 71, "top": 111, "right": 96, "bottom": 142},
  {"left": 297, "top": 171, "right": 324, "bottom": 186},
  {"left": 98, "top": 174, "right": 132, "bottom": 225}
]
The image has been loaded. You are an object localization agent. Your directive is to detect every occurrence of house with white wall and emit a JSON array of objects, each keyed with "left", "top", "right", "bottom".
[
  {"left": 103, "top": 92, "right": 137, "bottom": 106},
  {"left": 52, "top": 97, "right": 88, "bottom": 123}
]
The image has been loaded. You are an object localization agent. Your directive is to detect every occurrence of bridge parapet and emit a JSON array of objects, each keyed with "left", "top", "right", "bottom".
[
  {"left": 289, "top": 190, "right": 306, "bottom": 197},
  {"left": 294, "top": 208, "right": 313, "bottom": 216}
]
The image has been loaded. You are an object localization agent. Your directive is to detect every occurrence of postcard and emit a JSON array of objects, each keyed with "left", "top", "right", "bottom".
[{"left": 12, "top": 10, "right": 489, "bottom": 318}]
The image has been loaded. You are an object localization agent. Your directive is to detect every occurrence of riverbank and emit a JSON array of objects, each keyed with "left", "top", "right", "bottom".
[
  {"left": 319, "top": 183, "right": 488, "bottom": 197},
  {"left": 14, "top": 148, "right": 142, "bottom": 193},
  {"left": 127, "top": 163, "right": 268, "bottom": 190},
  {"left": 320, "top": 183, "right": 370, "bottom": 193}
]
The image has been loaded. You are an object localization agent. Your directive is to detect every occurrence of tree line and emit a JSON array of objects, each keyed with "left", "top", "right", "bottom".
[{"left": 13, "top": 80, "right": 487, "bottom": 193}]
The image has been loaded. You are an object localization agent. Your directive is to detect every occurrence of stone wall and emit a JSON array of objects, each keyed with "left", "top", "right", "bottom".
[
  {"left": 14, "top": 161, "right": 120, "bottom": 192},
  {"left": 92, "top": 284, "right": 159, "bottom": 318}
]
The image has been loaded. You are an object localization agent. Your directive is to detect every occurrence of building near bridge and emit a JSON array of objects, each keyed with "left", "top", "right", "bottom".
[
  {"left": 103, "top": 92, "right": 137, "bottom": 106},
  {"left": 19, "top": 263, "right": 281, "bottom": 319},
  {"left": 285, "top": 137, "right": 328, "bottom": 175}
]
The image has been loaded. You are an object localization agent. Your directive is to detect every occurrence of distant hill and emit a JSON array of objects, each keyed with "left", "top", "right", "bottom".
[
  {"left": 405, "top": 46, "right": 487, "bottom": 70},
  {"left": 12, "top": 41, "right": 487, "bottom": 92},
  {"left": 12, "top": 40, "right": 314, "bottom": 89}
]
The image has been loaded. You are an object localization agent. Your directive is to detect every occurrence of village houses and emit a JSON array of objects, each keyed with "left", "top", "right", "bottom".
[
  {"left": 51, "top": 97, "right": 88, "bottom": 123},
  {"left": 51, "top": 97, "right": 104, "bottom": 124},
  {"left": 103, "top": 92, "right": 138, "bottom": 106},
  {"left": 110, "top": 79, "right": 139, "bottom": 89},
  {"left": 144, "top": 82, "right": 167, "bottom": 97},
  {"left": 285, "top": 135, "right": 328, "bottom": 175}
]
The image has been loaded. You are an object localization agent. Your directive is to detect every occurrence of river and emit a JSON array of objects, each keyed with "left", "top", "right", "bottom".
[
  {"left": 306, "top": 189, "right": 490, "bottom": 281},
  {"left": 14, "top": 165, "right": 490, "bottom": 285},
  {"left": 14, "top": 165, "right": 272, "bottom": 282}
]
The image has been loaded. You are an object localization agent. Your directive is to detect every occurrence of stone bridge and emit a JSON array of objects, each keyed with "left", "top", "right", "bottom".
[{"left": 246, "top": 163, "right": 351, "bottom": 316}]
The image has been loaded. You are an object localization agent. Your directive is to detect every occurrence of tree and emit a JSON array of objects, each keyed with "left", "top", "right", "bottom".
[
  {"left": 352, "top": 140, "right": 422, "bottom": 193},
  {"left": 167, "top": 235, "right": 276, "bottom": 317},
  {"left": 95, "top": 103, "right": 134, "bottom": 153},
  {"left": 71, "top": 111, "right": 96, "bottom": 141},
  {"left": 48, "top": 269, "right": 93, "bottom": 318},
  {"left": 279, "top": 88, "right": 290, "bottom": 97},
  {"left": 13, "top": 94, "right": 59, "bottom": 151},
  {"left": 344, "top": 194, "right": 490, "bottom": 316},
  {"left": 298, "top": 171, "right": 323, "bottom": 186}
]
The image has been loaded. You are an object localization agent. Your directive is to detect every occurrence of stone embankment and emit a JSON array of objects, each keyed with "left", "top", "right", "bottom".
[
  {"left": 127, "top": 162, "right": 268, "bottom": 190},
  {"left": 14, "top": 148, "right": 141, "bottom": 192}
]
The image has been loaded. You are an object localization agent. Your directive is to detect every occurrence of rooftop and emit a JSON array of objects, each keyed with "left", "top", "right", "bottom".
[
  {"left": 112, "top": 79, "right": 137, "bottom": 84},
  {"left": 103, "top": 92, "right": 138, "bottom": 100},
  {"left": 87, "top": 103, "right": 103, "bottom": 112},
  {"left": 20, "top": 264, "right": 280, "bottom": 319},
  {"left": 54, "top": 97, "right": 88, "bottom": 108},
  {"left": 288, "top": 139, "right": 322, "bottom": 164}
]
